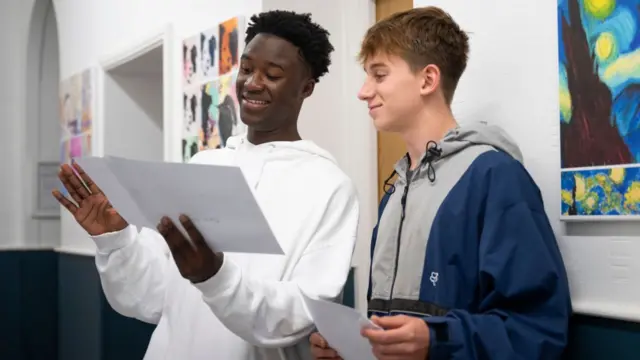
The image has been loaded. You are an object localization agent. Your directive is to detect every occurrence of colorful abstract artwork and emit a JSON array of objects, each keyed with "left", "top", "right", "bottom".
[
  {"left": 59, "top": 68, "right": 93, "bottom": 165},
  {"left": 561, "top": 166, "right": 640, "bottom": 215},
  {"left": 181, "top": 16, "right": 246, "bottom": 162},
  {"left": 558, "top": 0, "right": 640, "bottom": 217}
]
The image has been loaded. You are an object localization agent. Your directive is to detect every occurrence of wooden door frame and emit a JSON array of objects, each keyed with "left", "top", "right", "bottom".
[{"left": 375, "top": 0, "right": 413, "bottom": 200}]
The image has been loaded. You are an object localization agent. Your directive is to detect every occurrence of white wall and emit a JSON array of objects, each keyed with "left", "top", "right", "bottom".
[
  {"left": 413, "top": 0, "right": 640, "bottom": 321},
  {"left": 0, "top": 0, "right": 61, "bottom": 250}
]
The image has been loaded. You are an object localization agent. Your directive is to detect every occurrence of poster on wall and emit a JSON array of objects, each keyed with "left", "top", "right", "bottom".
[
  {"left": 59, "top": 68, "right": 94, "bottom": 165},
  {"left": 181, "top": 16, "right": 246, "bottom": 162},
  {"left": 58, "top": 68, "right": 94, "bottom": 196},
  {"left": 558, "top": 0, "right": 640, "bottom": 218}
]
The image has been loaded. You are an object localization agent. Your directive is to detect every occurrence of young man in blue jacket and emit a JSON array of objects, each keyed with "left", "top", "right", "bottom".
[{"left": 310, "top": 6, "right": 571, "bottom": 360}]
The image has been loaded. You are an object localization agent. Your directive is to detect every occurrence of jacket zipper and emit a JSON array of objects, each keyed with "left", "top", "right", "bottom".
[{"left": 387, "top": 171, "right": 411, "bottom": 313}]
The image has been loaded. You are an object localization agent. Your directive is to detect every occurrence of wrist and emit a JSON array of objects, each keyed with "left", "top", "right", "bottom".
[{"left": 190, "top": 252, "right": 224, "bottom": 284}]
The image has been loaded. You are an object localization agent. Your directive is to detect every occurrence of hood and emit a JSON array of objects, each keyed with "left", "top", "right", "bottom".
[
  {"left": 389, "top": 122, "right": 522, "bottom": 186},
  {"left": 225, "top": 135, "right": 339, "bottom": 164},
  {"left": 439, "top": 122, "right": 523, "bottom": 162}
]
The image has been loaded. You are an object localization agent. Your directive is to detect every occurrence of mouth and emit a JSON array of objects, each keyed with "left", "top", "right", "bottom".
[
  {"left": 242, "top": 96, "right": 271, "bottom": 111},
  {"left": 368, "top": 104, "right": 382, "bottom": 113}
]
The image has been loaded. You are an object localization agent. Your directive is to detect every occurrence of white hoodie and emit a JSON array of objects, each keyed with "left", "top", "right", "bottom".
[{"left": 91, "top": 136, "right": 360, "bottom": 359}]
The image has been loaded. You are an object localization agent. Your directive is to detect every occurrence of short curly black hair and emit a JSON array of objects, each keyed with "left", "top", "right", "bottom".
[{"left": 245, "top": 10, "right": 334, "bottom": 83}]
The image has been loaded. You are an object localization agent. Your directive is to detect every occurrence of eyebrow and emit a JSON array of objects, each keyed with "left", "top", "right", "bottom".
[
  {"left": 363, "top": 62, "right": 388, "bottom": 72},
  {"left": 241, "top": 54, "right": 285, "bottom": 71}
]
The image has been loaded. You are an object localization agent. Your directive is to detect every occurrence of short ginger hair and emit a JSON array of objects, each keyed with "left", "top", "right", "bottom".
[{"left": 359, "top": 6, "right": 469, "bottom": 104}]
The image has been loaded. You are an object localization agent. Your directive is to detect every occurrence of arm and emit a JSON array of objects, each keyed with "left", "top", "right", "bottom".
[
  {"left": 93, "top": 224, "right": 172, "bottom": 324},
  {"left": 426, "top": 161, "right": 571, "bottom": 360},
  {"left": 91, "top": 149, "right": 221, "bottom": 323},
  {"left": 192, "top": 180, "right": 360, "bottom": 348}
]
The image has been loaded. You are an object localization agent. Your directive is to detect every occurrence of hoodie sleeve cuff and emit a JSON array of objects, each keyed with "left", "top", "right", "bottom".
[
  {"left": 193, "top": 255, "right": 242, "bottom": 300},
  {"left": 91, "top": 225, "right": 137, "bottom": 253}
]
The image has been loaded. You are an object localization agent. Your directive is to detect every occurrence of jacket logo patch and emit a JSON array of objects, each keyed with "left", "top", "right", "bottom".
[{"left": 430, "top": 272, "right": 439, "bottom": 286}]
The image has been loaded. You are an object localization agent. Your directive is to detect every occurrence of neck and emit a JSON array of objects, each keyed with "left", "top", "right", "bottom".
[
  {"left": 401, "top": 105, "right": 457, "bottom": 170},
  {"left": 246, "top": 124, "right": 301, "bottom": 145}
]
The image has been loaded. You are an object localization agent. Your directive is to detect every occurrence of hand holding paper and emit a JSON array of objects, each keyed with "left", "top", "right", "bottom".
[
  {"left": 302, "top": 293, "right": 378, "bottom": 360},
  {"left": 74, "top": 156, "right": 283, "bottom": 255},
  {"left": 156, "top": 214, "right": 224, "bottom": 283},
  {"left": 362, "top": 315, "right": 431, "bottom": 360}
]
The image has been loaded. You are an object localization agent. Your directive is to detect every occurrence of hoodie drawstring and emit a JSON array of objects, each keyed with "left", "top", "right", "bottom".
[
  {"left": 422, "top": 140, "right": 442, "bottom": 182},
  {"left": 383, "top": 141, "right": 442, "bottom": 195}
]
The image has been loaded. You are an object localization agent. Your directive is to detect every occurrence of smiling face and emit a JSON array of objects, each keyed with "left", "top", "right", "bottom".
[
  {"left": 236, "top": 33, "right": 313, "bottom": 131},
  {"left": 359, "top": 53, "right": 439, "bottom": 132}
]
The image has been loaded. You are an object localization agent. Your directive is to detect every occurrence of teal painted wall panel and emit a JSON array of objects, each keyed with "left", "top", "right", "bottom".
[{"left": 1, "top": 252, "right": 639, "bottom": 360}]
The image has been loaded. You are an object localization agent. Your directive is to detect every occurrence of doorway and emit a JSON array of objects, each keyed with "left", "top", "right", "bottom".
[
  {"left": 375, "top": 0, "right": 413, "bottom": 200},
  {"left": 101, "top": 32, "right": 169, "bottom": 162},
  {"left": 26, "top": 0, "right": 61, "bottom": 247}
]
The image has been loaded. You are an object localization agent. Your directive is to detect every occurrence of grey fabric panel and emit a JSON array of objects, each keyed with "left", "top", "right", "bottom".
[{"left": 370, "top": 145, "right": 495, "bottom": 301}]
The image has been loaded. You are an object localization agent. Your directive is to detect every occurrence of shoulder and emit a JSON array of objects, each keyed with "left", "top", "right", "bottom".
[
  {"left": 300, "top": 155, "right": 359, "bottom": 203},
  {"left": 188, "top": 148, "right": 234, "bottom": 166},
  {"left": 467, "top": 150, "right": 543, "bottom": 211}
]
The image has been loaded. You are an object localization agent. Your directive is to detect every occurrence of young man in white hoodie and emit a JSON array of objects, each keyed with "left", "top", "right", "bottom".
[{"left": 53, "top": 10, "right": 359, "bottom": 360}]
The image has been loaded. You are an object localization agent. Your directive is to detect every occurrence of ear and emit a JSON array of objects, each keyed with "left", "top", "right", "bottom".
[
  {"left": 419, "top": 64, "right": 440, "bottom": 96},
  {"left": 301, "top": 79, "right": 315, "bottom": 99}
]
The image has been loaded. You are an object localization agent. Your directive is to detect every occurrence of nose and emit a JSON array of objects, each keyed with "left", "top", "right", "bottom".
[
  {"left": 358, "top": 80, "right": 374, "bottom": 101},
  {"left": 244, "top": 72, "right": 265, "bottom": 91}
]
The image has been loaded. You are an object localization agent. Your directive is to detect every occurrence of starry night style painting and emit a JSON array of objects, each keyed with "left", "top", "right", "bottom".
[{"left": 559, "top": 0, "right": 640, "bottom": 217}]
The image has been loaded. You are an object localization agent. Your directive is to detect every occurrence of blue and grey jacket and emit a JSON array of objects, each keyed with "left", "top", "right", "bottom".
[{"left": 367, "top": 123, "right": 571, "bottom": 360}]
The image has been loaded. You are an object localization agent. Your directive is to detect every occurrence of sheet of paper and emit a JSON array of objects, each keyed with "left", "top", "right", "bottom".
[
  {"left": 76, "top": 156, "right": 283, "bottom": 255},
  {"left": 302, "top": 293, "right": 379, "bottom": 360}
]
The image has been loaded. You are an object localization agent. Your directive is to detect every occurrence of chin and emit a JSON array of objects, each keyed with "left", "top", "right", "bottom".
[
  {"left": 239, "top": 111, "right": 262, "bottom": 126},
  {"left": 372, "top": 117, "right": 398, "bottom": 132}
]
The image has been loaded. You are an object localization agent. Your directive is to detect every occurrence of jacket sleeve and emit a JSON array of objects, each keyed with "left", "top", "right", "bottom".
[
  {"left": 93, "top": 224, "right": 172, "bottom": 324},
  {"left": 426, "top": 159, "right": 572, "bottom": 360},
  {"left": 192, "top": 179, "right": 360, "bottom": 348}
]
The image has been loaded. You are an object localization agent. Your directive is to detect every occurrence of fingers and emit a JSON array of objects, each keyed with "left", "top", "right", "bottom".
[
  {"left": 371, "top": 315, "right": 409, "bottom": 329},
  {"left": 362, "top": 327, "right": 410, "bottom": 345},
  {"left": 52, "top": 189, "right": 78, "bottom": 214},
  {"left": 371, "top": 342, "right": 413, "bottom": 357},
  {"left": 310, "top": 332, "right": 328, "bottom": 348},
  {"left": 179, "top": 214, "right": 207, "bottom": 250},
  {"left": 310, "top": 333, "right": 342, "bottom": 359},
  {"left": 72, "top": 161, "right": 103, "bottom": 195},
  {"left": 57, "top": 165, "right": 83, "bottom": 205},
  {"left": 157, "top": 217, "right": 192, "bottom": 260},
  {"left": 310, "top": 346, "right": 341, "bottom": 359},
  {"left": 59, "top": 164, "right": 92, "bottom": 201}
]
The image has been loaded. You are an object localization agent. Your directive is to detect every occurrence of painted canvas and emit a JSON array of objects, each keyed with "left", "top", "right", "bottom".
[
  {"left": 182, "top": 85, "right": 202, "bottom": 162},
  {"left": 59, "top": 68, "right": 93, "bottom": 165},
  {"left": 558, "top": 0, "right": 640, "bottom": 217},
  {"left": 181, "top": 16, "right": 246, "bottom": 162},
  {"left": 562, "top": 166, "right": 640, "bottom": 215},
  {"left": 559, "top": 0, "right": 639, "bottom": 167},
  {"left": 217, "top": 70, "right": 244, "bottom": 148},
  {"left": 200, "top": 26, "right": 219, "bottom": 80},
  {"left": 183, "top": 35, "right": 200, "bottom": 86},
  {"left": 219, "top": 17, "right": 241, "bottom": 74},
  {"left": 199, "top": 79, "right": 221, "bottom": 150}
]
